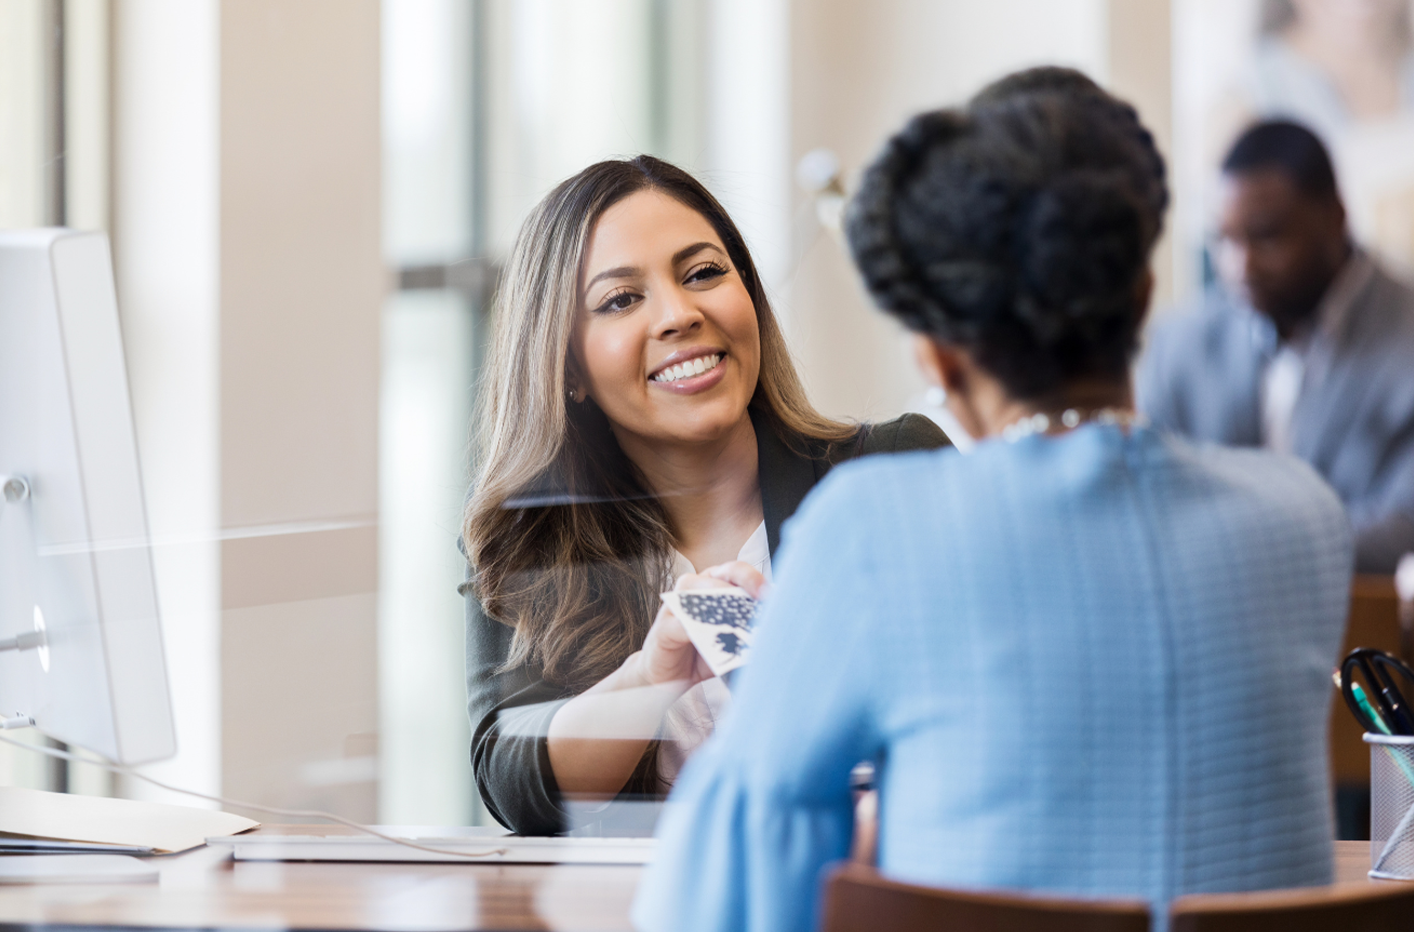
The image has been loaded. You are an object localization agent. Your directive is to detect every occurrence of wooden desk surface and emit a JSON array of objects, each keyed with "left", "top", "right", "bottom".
[
  {"left": 0, "top": 838, "right": 1398, "bottom": 930},
  {"left": 0, "top": 841, "right": 643, "bottom": 931}
]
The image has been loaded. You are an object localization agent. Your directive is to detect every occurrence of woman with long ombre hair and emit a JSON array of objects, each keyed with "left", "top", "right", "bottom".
[{"left": 462, "top": 155, "right": 946, "bottom": 835}]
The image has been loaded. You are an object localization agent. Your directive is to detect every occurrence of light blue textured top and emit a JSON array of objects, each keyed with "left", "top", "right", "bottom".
[{"left": 632, "top": 425, "right": 1352, "bottom": 932}]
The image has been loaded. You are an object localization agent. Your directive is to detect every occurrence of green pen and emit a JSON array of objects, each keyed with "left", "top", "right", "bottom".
[{"left": 1354, "top": 681, "right": 1394, "bottom": 736}]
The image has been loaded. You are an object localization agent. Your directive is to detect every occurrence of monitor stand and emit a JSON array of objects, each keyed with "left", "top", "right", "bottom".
[{"left": 0, "top": 854, "right": 158, "bottom": 885}]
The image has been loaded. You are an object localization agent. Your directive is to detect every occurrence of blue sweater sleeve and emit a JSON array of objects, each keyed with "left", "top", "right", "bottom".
[{"left": 632, "top": 469, "right": 884, "bottom": 932}]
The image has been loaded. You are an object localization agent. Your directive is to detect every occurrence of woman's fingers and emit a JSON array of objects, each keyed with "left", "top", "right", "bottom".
[
  {"left": 673, "top": 561, "right": 768, "bottom": 599},
  {"left": 644, "top": 606, "right": 694, "bottom": 660},
  {"left": 640, "top": 605, "right": 706, "bottom": 686},
  {"left": 672, "top": 571, "right": 721, "bottom": 592},
  {"left": 700, "top": 560, "right": 770, "bottom": 599},
  {"left": 647, "top": 604, "right": 692, "bottom": 648}
]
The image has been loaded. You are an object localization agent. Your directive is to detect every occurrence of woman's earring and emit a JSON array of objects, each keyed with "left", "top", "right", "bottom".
[
  {"left": 925, "top": 386, "right": 947, "bottom": 408},
  {"left": 566, "top": 387, "right": 578, "bottom": 404}
]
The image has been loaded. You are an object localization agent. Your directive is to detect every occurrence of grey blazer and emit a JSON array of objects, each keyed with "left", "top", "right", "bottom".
[
  {"left": 1137, "top": 262, "right": 1414, "bottom": 572},
  {"left": 462, "top": 409, "right": 949, "bottom": 835}
]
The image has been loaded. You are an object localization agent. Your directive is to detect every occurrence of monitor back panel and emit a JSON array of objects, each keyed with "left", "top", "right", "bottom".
[{"left": 0, "top": 229, "right": 176, "bottom": 765}]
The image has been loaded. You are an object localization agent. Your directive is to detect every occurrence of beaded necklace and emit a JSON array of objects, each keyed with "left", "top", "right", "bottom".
[{"left": 998, "top": 407, "right": 1145, "bottom": 443}]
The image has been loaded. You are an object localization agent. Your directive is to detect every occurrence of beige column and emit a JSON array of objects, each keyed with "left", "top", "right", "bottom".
[{"left": 217, "top": 0, "right": 383, "bottom": 820}]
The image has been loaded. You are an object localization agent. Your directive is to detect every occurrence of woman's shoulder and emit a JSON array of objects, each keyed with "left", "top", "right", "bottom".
[
  {"left": 791, "top": 421, "right": 959, "bottom": 532},
  {"left": 842, "top": 412, "right": 952, "bottom": 461},
  {"left": 1157, "top": 430, "right": 1337, "bottom": 498},
  {"left": 1155, "top": 431, "right": 1349, "bottom": 533}
]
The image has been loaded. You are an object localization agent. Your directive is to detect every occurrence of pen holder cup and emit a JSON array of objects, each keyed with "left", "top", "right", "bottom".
[{"left": 1365, "top": 733, "right": 1414, "bottom": 880}]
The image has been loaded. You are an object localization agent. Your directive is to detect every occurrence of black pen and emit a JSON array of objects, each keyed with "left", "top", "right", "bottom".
[{"left": 1343, "top": 648, "right": 1414, "bottom": 736}]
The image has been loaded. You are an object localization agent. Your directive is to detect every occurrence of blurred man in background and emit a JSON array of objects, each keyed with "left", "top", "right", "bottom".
[{"left": 1139, "top": 120, "right": 1414, "bottom": 573}]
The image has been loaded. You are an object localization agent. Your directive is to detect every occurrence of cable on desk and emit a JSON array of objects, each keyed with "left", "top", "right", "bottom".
[{"left": 0, "top": 730, "right": 511, "bottom": 859}]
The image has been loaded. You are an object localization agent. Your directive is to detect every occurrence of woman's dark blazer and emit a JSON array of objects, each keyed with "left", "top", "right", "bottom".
[{"left": 462, "top": 409, "right": 949, "bottom": 835}]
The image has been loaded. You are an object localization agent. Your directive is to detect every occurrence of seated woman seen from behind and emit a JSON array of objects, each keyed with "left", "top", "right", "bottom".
[
  {"left": 461, "top": 157, "right": 948, "bottom": 836},
  {"left": 634, "top": 68, "right": 1352, "bottom": 932}
]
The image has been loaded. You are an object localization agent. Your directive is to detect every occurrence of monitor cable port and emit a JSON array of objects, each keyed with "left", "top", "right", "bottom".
[{"left": 1, "top": 474, "right": 30, "bottom": 518}]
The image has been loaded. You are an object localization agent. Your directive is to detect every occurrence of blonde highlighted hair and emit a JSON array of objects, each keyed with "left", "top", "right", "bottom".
[{"left": 464, "top": 156, "right": 851, "bottom": 699}]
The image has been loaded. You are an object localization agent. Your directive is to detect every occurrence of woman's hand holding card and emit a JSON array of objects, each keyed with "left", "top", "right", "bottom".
[{"left": 660, "top": 562, "right": 765, "bottom": 678}]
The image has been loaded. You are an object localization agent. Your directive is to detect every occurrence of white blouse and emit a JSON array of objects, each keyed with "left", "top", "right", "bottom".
[{"left": 656, "top": 520, "right": 771, "bottom": 788}]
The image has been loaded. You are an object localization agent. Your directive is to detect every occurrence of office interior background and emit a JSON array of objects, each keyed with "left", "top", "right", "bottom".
[{"left": 1, "top": 0, "right": 1408, "bottom": 827}]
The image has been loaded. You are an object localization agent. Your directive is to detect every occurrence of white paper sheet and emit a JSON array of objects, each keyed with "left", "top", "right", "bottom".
[{"left": 0, "top": 786, "right": 258, "bottom": 853}]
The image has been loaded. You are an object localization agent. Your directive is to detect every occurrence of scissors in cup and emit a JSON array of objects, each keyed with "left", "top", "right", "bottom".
[{"left": 1341, "top": 647, "right": 1414, "bottom": 736}]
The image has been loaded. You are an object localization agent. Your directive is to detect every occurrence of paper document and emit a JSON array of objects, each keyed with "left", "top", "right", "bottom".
[
  {"left": 0, "top": 832, "right": 154, "bottom": 854},
  {"left": 0, "top": 786, "right": 258, "bottom": 854}
]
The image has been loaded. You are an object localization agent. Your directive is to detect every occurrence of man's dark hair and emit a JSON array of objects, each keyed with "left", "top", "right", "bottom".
[
  {"left": 845, "top": 68, "right": 1167, "bottom": 401},
  {"left": 1222, "top": 120, "right": 1339, "bottom": 200}
]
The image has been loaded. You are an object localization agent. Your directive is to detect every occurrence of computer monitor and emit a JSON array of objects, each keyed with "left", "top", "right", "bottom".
[{"left": 0, "top": 228, "right": 176, "bottom": 767}]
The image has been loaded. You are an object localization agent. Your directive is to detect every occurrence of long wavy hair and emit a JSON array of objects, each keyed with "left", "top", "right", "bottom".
[{"left": 464, "top": 156, "right": 851, "bottom": 698}]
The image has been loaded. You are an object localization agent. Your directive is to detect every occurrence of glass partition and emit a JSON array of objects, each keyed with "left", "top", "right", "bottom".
[{"left": 379, "top": 0, "right": 706, "bottom": 827}]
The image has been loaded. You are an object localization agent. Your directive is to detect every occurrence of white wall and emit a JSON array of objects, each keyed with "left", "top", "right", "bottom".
[
  {"left": 378, "top": 290, "right": 476, "bottom": 825},
  {"left": 111, "top": 0, "right": 221, "bottom": 804},
  {"left": 785, "top": 0, "right": 1111, "bottom": 423},
  {"left": 0, "top": 0, "right": 46, "bottom": 229},
  {"left": 704, "top": 0, "right": 792, "bottom": 296},
  {"left": 483, "top": 0, "right": 660, "bottom": 256},
  {"left": 378, "top": 0, "right": 479, "bottom": 827},
  {"left": 0, "top": 0, "right": 58, "bottom": 793},
  {"left": 65, "top": 0, "right": 111, "bottom": 233},
  {"left": 382, "top": 0, "right": 473, "bottom": 266}
]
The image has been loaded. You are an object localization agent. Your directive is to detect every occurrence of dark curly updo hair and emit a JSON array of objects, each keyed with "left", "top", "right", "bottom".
[{"left": 845, "top": 67, "right": 1168, "bottom": 401}]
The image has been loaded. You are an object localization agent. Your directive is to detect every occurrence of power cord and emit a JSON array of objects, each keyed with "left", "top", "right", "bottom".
[
  {"left": 0, "top": 730, "right": 510, "bottom": 859},
  {"left": 0, "top": 631, "right": 44, "bottom": 654}
]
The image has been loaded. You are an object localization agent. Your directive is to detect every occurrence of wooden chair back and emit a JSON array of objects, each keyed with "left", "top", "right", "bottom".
[
  {"left": 820, "top": 863, "right": 1150, "bottom": 932},
  {"left": 1331, "top": 575, "right": 1404, "bottom": 787},
  {"left": 822, "top": 865, "right": 1414, "bottom": 932},
  {"left": 1169, "top": 880, "right": 1414, "bottom": 932}
]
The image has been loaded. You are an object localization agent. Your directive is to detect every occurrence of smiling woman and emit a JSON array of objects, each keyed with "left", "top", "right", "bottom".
[
  {"left": 571, "top": 192, "right": 764, "bottom": 481},
  {"left": 460, "top": 156, "right": 948, "bottom": 835}
]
